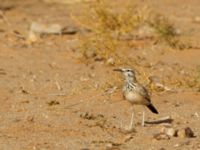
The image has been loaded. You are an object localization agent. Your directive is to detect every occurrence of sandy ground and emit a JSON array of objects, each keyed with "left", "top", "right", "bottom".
[{"left": 0, "top": 0, "right": 200, "bottom": 149}]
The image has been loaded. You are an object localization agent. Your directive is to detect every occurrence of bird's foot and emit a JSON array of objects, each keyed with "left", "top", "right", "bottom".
[
  {"left": 120, "top": 112, "right": 136, "bottom": 133},
  {"left": 120, "top": 122, "right": 136, "bottom": 134}
]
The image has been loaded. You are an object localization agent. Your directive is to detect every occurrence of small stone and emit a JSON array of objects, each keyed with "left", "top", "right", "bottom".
[
  {"left": 177, "top": 127, "right": 194, "bottom": 138},
  {"left": 161, "top": 127, "right": 177, "bottom": 137},
  {"left": 48, "top": 62, "right": 57, "bottom": 68},
  {"left": 106, "top": 57, "right": 115, "bottom": 66},
  {"left": 194, "top": 112, "right": 199, "bottom": 118},
  {"left": 88, "top": 73, "right": 95, "bottom": 78},
  {"left": 80, "top": 76, "right": 90, "bottom": 81},
  {"left": 27, "top": 31, "right": 38, "bottom": 44},
  {"left": 120, "top": 125, "right": 136, "bottom": 134},
  {"left": 30, "top": 22, "right": 62, "bottom": 35},
  {"left": 153, "top": 133, "right": 170, "bottom": 140},
  {"left": 174, "top": 143, "right": 180, "bottom": 147},
  {"left": 79, "top": 112, "right": 95, "bottom": 120},
  {"left": 166, "top": 128, "right": 177, "bottom": 137},
  {"left": 105, "top": 143, "right": 120, "bottom": 150},
  {"left": 47, "top": 100, "right": 60, "bottom": 106},
  {"left": 26, "top": 116, "right": 34, "bottom": 122}
]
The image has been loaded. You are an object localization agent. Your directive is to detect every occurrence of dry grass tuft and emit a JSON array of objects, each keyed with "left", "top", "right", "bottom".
[
  {"left": 148, "top": 14, "right": 177, "bottom": 46},
  {"left": 147, "top": 14, "right": 185, "bottom": 48},
  {"left": 79, "top": 33, "right": 118, "bottom": 60},
  {"left": 76, "top": 0, "right": 151, "bottom": 61},
  {"left": 75, "top": 0, "right": 181, "bottom": 62}
]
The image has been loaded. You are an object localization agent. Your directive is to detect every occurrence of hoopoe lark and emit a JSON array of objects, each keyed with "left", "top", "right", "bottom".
[{"left": 114, "top": 68, "right": 158, "bottom": 127}]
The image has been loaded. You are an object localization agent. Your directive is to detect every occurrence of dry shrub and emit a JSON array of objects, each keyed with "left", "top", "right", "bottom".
[
  {"left": 76, "top": 0, "right": 151, "bottom": 61},
  {"left": 75, "top": 0, "right": 181, "bottom": 62},
  {"left": 79, "top": 33, "right": 117, "bottom": 60},
  {"left": 147, "top": 14, "right": 184, "bottom": 48}
]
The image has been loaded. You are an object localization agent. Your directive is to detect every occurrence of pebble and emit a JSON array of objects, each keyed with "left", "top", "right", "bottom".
[
  {"left": 30, "top": 22, "right": 62, "bottom": 35},
  {"left": 177, "top": 127, "right": 194, "bottom": 138},
  {"left": 106, "top": 57, "right": 115, "bottom": 66},
  {"left": 161, "top": 127, "right": 177, "bottom": 137},
  {"left": 120, "top": 125, "right": 136, "bottom": 134},
  {"left": 79, "top": 112, "right": 95, "bottom": 120},
  {"left": 153, "top": 133, "right": 170, "bottom": 140}
]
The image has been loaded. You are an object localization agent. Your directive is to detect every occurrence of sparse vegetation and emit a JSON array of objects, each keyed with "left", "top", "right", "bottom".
[
  {"left": 148, "top": 14, "right": 178, "bottom": 47},
  {"left": 147, "top": 14, "right": 188, "bottom": 49},
  {"left": 76, "top": 0, "right": 182, "bottom": 63},
  {"left": 76, "top": 0, "right": 150, "bottom": 61}
]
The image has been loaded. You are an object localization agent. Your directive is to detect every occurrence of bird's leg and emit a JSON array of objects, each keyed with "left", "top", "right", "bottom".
[
  {"left": 141, "top": 111, "right": 145, "bottom": 127},
  {"left": 129, "top": 111, "right": 134, "bottom": 129},
  {"left": 120, "top": 106, "right": 135, "bottom": 132},
  {"left": 129, "top": 106, "right": 135, "bottom": 129}
]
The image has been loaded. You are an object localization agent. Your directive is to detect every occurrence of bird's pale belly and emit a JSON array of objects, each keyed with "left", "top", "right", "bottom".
[{"left": 124, "top": 91, "right": 149, "bottom": 105}]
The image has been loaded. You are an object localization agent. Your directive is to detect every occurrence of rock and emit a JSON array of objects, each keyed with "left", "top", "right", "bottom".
[
  {"left": 194, "top": 112, "right": 199, "bottom": 118},
  {"left": 153, "top": 133, "right": 170, "bottom": 140},
  {"left": 30, "top": 22, "right": 62, "bottom": 35},
  {"left": 27, "top": 30, "right": 38, "bottom": 44},
  {"left": 27, "top": 22, "right": 63, "bottom": 44},
  {"left": 120, "top": 125, "right": 136, "bottom": 134},
  {"left": 161, "top": 127, "right": 177, "bottom": 137},
  {"left": 174, "top": 143, "right": 180, "bottom": 147},
  {"left": 79, "top": 112, "right": 95, "bottom": 120},
  {"left": 105, "top": 142, "right": 121, "bottom": 150},
  {"left": 26, "top": 116, "right": 34, "bottom": 122},
  {"left": 80, "top": 76, "right": 90, "bottom": 81},
  {"left": 106, "top": 143, "right": 120, "bottom": 150},
  {"left": 165, "top": 128, "right": 176, "bottom": 137},
  {"left": 106, "top": 57, "right": 115, "bottom": 66},
  {"left": 47, "top": 100, "right": 60, "bottom": 106},
  {"left": 177, "top": 127, "right": 194, "bottom": 138}
]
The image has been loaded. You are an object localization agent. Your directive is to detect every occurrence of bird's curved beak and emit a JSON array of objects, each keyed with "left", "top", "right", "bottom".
[{"left": 113, "top": 68, "right": 123, "bottom": 72}]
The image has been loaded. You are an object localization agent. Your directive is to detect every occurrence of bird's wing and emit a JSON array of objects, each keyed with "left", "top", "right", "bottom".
[{"left": 137, "top": 84, "right": 151, "bottom": 102}]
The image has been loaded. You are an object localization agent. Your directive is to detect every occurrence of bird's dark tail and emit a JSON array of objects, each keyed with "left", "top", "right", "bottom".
[{"left": 147, "top": 104, "right": 158, "bottom": 114}]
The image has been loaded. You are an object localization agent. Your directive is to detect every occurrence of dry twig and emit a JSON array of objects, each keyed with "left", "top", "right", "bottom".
[{"left": 145, "top": 116, "right": 173, "bottom": 124}]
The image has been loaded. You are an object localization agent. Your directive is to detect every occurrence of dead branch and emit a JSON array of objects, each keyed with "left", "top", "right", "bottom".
[{"left": 145, "top": 116, "right": 173, "bottom": 124}]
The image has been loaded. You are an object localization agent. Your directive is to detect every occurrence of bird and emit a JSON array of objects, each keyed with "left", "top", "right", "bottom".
[{"left": 114, "top": 68, "right": 158, "bottom": 128}]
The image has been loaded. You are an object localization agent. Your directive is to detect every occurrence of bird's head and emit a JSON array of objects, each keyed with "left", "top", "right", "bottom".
[{"left": 113, "top": 68, "right": 136, "bottom": 79}]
